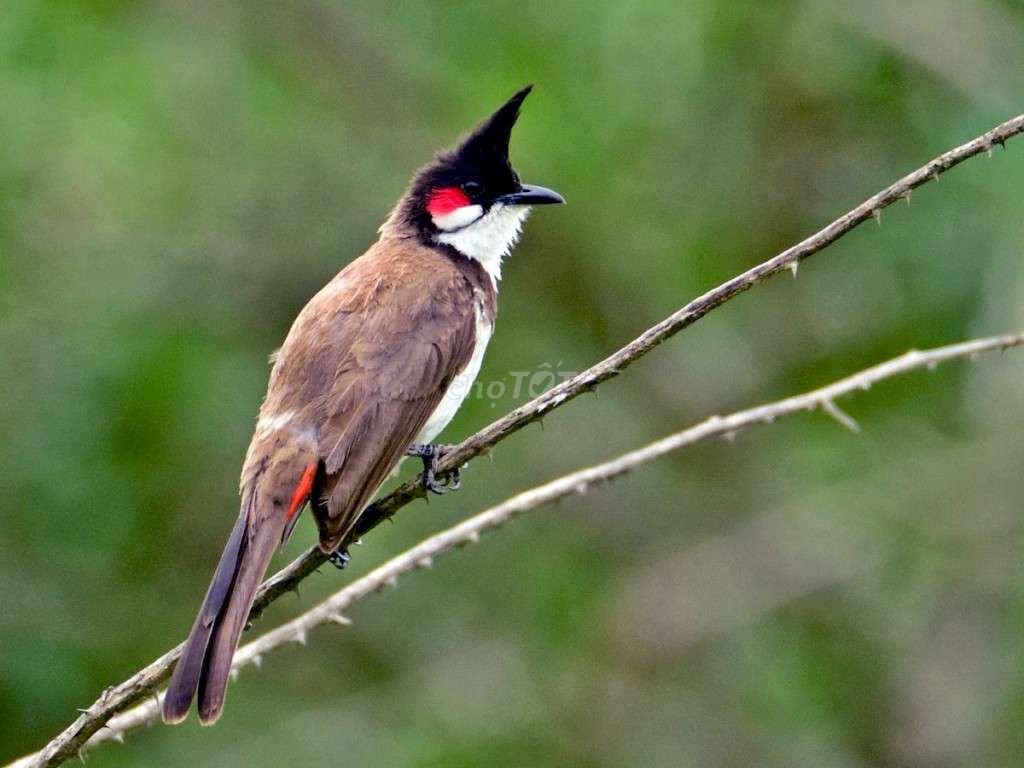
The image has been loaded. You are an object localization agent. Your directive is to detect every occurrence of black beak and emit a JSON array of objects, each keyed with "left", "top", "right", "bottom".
[{"left": 493, "top": 184, "right": 566, "bottom": 206}]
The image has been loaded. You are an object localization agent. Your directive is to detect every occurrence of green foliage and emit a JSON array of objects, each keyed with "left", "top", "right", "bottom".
[{"left": 2, "top": 1, "right": 1024, "bottom": 765}]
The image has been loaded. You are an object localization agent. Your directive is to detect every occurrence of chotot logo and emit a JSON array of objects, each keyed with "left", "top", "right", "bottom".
[{"left": 443, "top": 362, "right": 579, "bottom": 406}]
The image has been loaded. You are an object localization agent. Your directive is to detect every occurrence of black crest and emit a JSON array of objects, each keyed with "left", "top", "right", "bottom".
[
  {"left": 394, "top": 86, "right": 533, "bottom": 236},
  {"left": 454, "top": 84, "right": 532, "bottom": 171}
]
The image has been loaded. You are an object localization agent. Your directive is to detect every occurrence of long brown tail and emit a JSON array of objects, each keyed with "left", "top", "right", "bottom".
[{"left": 162, "top": 495, "right": 284, "bottom": 725}]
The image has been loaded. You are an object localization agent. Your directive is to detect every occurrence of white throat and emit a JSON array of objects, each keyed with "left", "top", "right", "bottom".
[{"left": 434, "top": 203, "right": 530, "bottom": 286}]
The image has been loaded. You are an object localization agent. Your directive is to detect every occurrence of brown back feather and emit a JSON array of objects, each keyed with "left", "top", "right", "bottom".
[{"left": 251, "top": 238, "right": 494, "bottom": 551}]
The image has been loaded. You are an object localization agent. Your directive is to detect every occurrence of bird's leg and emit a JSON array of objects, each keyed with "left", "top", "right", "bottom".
[
  {"left": 328, "top": 548, "right": 351, "bottom": 570},
  {"left": 406, "top": 443, "right": 461, "bottom": 495}
]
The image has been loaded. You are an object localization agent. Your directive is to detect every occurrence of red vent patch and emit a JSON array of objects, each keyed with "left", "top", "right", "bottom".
[
  {"left": 286, "top": 462, "right": 318, "bottom": 521},
  {"left": 426, "top": 186, "right": 470, "bottom": 216}
]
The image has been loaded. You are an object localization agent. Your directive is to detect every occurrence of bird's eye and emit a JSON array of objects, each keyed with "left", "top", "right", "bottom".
[{"left": 461, "top": 181, "right": 483, "bottom": 198}]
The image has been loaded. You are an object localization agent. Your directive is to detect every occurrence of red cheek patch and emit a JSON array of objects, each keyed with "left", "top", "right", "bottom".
[{"left": 427, "top": 186, "right": 471, "bottom": 216}]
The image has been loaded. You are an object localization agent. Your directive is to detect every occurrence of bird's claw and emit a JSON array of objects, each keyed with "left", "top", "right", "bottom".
[
  {"left": 407, "top": 443, "right": 463, "bottom": 495},
  {"left": 445, "top": 467, "right": 462, "bottom": 491},
  {"left": 329, "top": 549, "right": 351, "bottom": 570},
  {"left": 423, "top": 470, "right": 448, "bottom": 495}
]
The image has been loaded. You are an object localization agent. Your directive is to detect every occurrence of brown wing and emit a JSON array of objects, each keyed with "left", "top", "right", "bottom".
[
  {"left": 249, "top": 240, "right": 483, "bottom": 553},
  {"left": 314, "top": 262, "right": 479, "bottom": 550}
]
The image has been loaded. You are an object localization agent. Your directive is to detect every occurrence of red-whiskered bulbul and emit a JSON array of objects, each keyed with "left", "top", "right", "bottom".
[{"left": 162, "top": 85, "right": 563, "bottom": 725}]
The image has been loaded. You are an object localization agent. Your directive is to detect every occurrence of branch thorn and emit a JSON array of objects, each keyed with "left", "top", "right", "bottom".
[{"left": 821, "top": 399, "right": 860, "bottom": 433}]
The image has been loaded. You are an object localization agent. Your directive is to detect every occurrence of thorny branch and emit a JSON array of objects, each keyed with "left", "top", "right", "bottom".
[
  {"left": 32, "top": 332, "right": 1024, "bottom": 761},
  {"left": 12, "top": 113, "right": 1024, "bottom": 768}
]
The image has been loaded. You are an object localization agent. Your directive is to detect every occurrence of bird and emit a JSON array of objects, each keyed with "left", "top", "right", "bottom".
[{"left": 161, "top": 85, "right": 564, "bottom": 726}]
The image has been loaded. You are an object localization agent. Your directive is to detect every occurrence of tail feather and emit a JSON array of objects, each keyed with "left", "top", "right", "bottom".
[
  {"left": 162, "top": 512, "right": 248, "bottom": 724},
  {"left": 163, "top": 454, "right": 315, "bottom": 725},
  {"left": 195, "top": 518, "right": 281, "bottom": 724}
]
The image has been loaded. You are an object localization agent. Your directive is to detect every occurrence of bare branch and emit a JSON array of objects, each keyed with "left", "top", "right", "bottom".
[
  {"left": 16, "top": 114, "right": 1024, "bottom": 768},
  {"left": 342, "top": 113, "right": 1024, "bottom": 552},
  {"left": 38, "top": 331, "right": 1024, "bottom": 761}
]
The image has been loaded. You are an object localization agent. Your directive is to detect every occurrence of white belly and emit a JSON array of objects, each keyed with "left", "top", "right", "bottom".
[{"left": 415, "top": 305, "right": 492, "bottom": 444}]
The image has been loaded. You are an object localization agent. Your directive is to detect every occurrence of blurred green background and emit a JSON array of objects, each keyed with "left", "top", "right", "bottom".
[{"left": 3, "top": 1, "right": 1024, "bottom": 766}]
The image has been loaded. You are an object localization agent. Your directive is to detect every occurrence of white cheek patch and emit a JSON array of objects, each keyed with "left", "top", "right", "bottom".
[
  {"left": 435, "top": 204, "right": 530, "bottom": 286},
  {"left": 431, "top": 204, "right": 484, "bottom": 231}
]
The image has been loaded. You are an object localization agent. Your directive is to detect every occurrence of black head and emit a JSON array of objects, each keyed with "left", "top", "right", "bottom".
[{"left": 395, "top": 85, "right": 564, "bottom": 239}]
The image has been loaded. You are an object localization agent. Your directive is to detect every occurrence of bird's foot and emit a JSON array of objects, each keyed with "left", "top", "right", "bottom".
[
  {"left": 406, "top": 443, "right": 462, "bottom": 495},
  {"left": 328, "top": 548, "right": 351, "bottom": 570}
]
